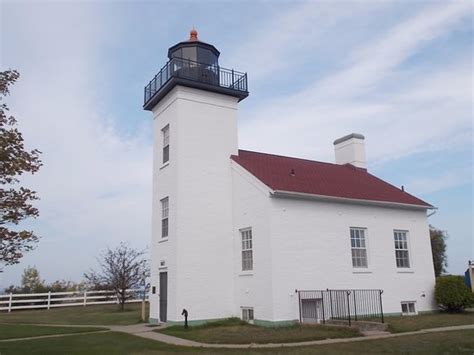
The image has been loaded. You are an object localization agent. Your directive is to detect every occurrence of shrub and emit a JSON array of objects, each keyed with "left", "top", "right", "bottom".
[{"left": 435, "top": 275, "right": 474, "bottom": 312}]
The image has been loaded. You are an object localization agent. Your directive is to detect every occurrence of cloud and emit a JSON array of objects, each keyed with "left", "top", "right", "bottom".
[
  {"left": 237, "top": 1, "right": 472, "bottom": 165},
  {"left": 403, "top": 169, "right": 472, "bottom": 195},
  {"left": 1, "top": 2, "right": 152, "bottom": 285},
  {"left": 225, "top": 1, "right": 389, "bottom": 84}
]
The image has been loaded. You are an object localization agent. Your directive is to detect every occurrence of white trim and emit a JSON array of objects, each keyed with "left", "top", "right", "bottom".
[
  {"left": 352, "top": 270, "right": 373, "bottom": 274},
  {"left": 239, "top": 271, "right": 254, "bottom": 276},
  {"left": 271, "top": 190, "right": 435, "bottom": 210}
]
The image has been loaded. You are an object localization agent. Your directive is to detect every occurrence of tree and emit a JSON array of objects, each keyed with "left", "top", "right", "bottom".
[
  {"left": 5, "top": 265, "right": 45, "bottom": 293},
  {"left": 430, "top": 226, "right": 448, "bottom": 277},
  {"left": 20, "top": 265, "right": 46, "bottom": 293},
  {"left": 0, "top": 70, "right": 42, "bottom": 269},
  {"left": 4, "top": 265, "right": 84, "bottom": 294},
  {"left": 435, "top": 275, "right": 474, "bottom": 312},
  {"left": 84, "top": 243, "right": 148, "bottom": 310}
]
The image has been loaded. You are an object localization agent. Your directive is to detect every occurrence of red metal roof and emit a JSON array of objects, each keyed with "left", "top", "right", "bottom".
[{"left": 231, "top": 150, "right": 432, "bottom": 208}]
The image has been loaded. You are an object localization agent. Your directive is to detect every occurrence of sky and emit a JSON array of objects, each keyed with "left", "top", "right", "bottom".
[{"left": 0, "top": 0, "right": 472, "bottom": 290}]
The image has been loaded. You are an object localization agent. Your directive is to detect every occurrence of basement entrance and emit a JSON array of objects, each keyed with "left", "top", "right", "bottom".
[
  {"left": 298, "top": 289, "right": 384, "bottom": 326},
  {"left": 301, "top": 298, "right": 323, "bottom": 324}
]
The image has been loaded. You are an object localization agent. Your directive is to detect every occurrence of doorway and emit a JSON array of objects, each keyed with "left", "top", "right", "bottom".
[
  {"left": 159, "top": 272, "right": 167, "bottom": 322},
  {"left": 301, "top": 298, "right": 322, "bottom": 324}
]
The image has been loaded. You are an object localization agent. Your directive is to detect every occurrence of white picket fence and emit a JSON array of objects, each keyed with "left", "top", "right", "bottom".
[{"left": 0, "top": 289, "right": 146, "bottom": 312}]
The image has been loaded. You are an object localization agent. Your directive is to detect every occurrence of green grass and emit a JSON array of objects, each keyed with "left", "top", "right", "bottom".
[
  {"left": 0, "top": 324, "right": 105, "bottom": 340},
  {"left": 0, "top": 303, "right": 148, "bottom": 325},
  {"left": 158, "top": 317, "right": 361, "bottom": 344},
  {"left": 0, "top": 330, "right": 473, "bottom": 354},
  {"left": 386, "top": 311, "right": 474, "bottom": 333}
]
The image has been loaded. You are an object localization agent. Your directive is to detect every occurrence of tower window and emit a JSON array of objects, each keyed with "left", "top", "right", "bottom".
[
  {"left": 162, "top": 125, "right": 169, "bottom": 164},
  {"left": 161, "top": 197, "right": 169, "bottom": 238},
  {"left": 241, "top": 228, "right": 253, "bottom": 271}
]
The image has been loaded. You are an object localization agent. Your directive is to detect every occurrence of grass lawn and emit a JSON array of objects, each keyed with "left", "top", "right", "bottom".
[
  {"left": 0, "top": 330, "right": 473, "bottom": 354},
  {"left": 0, "top": 324, "right": 104, "bottom": 340},
  {"left": 0, "top": 303, "right": 148, "bottom": 325},
  {"left": 386, "top": 311, "right": 474, "bottom": 333},
  {"left": 157, "top": 318, "right": 361, "bottom": 344}
]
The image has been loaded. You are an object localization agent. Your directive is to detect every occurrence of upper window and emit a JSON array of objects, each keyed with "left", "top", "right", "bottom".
[
  {"left": 241, "top": 228, "right": 253, "bottom": 271},
  {"left": 394, "top": 230, "right": 410, "bottom": 268},
  {"left": 161, "top": 197, "right": 169, "bottom": 238},
  {"left": 350, "top": 227, "right": 368, "bottom": 268},
  {"left": 162, "top": 125, "right": 169, "bottom": 164}
]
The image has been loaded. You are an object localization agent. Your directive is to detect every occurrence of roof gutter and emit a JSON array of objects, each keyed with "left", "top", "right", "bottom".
[{"left": 271, "top": 190, "right": 436, "bottom": 210}]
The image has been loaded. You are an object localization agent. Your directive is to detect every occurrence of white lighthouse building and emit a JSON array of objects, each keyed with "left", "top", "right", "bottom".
[{"left": 144, "top": 30, "right": 437, "bottom": 325}]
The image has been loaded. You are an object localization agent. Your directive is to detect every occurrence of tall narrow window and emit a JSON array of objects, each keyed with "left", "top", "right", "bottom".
[
  {"left": 241, "top": 228, "right": 253, "bottom": 271},
  {"left": 161, "top": 197, "right": 169, "bottom": 238},
  {"left": 162, "top": 125, "right": 169, "bottom": 164},
  {"left": 350, "top": 227, "right": 368, "bottom": 268},
  {"left": 394, "top": 230, "right": 410, "bottom": 268}
]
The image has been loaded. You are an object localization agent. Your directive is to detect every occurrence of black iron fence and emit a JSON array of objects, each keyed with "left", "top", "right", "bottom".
[
  {"left": 297, "top": 289, "right": 384, "bottom": 326},
  {"left": 144, "top": 57, "right": 248, "bottom": 105}
]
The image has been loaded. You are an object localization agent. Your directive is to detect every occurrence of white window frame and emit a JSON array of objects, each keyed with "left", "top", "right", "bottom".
[
  {"left": 350, "top": 227, "right": 368, "bottom": 268},
  {"left": 241, "top": 228, "right": 253, "bottom": 272},
  {"left": 241, "top": 307, "right": 254, "bottom": 322},
  {"left": 394, "top": 230, "right": 410, "bottom": 268},
  {"left": 161, "top": 197, "right": 169, "bottom": 238},
  {"left": 401, "top": 301, "right": 417, "bottom": 315},
  {"left": 162, "top": 125, "right": 169, "bottom": 164}
]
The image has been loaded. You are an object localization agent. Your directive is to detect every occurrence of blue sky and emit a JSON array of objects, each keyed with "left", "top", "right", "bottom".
[{"left": 0, "top": 0, "right": 472, "bottom": 289}]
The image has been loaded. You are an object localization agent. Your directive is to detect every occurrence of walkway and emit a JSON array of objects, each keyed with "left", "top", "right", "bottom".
[
  {"left": 1, "top": 323, "right": 473, "bottom": 348},
  {"left": 111, "top": 323, "right": 474, "bottom": 349}
]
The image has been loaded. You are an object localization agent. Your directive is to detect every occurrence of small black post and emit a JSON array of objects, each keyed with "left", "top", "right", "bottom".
[
  {"left": 353, "top": 290, "right": 358, "bottom": 321},
  {"left": 379, "top": 290, "right": 384, "bottom": 323},
  {"left": 346, "top": 291, "right": 351, "bottom": 326},
  {"left": 297, "top": 290, "right": 302, "bottom": 324},
  {"left": 181, "top": 309, "right": 188, "bottom": 329},
  {"left": 321, "top": 291, "right": 326, "bottom": 324}
]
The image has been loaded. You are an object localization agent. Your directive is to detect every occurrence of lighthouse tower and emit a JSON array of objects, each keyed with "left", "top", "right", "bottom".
[{"left": 144, "top": 30, "right": 248, "bottom": 323}]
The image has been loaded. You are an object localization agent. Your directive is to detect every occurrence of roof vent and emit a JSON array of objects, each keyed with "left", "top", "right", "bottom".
[{"left": 290, "top": 169, "right": 296, "bottom": 176}]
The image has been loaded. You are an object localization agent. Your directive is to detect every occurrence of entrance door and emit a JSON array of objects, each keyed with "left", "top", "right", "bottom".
[
  {"left": 301, "top": 299, "right": 322, "bottom": 324},
  {"left": 159, "top": 272, "right": 168, "bottom": 322}
]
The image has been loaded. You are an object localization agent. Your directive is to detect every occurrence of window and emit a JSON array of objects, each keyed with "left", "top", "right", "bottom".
[
  {"left": 350, "top": 228, "right": 368, "bottom": 268},
  {"left": 242, "top": 307, "right": 254, "bottom": 322},
  {"left": 401, "top": 301, "right": 416, "bottom": 315},
  {"left": 241, "top": 228, "right": 253, "bottom": 271},
  {"left": 162, "top": 125, "right": 169, "bottom": 164},
  {"left": 161, "top": 197, "right": 169, "bottom": 238},
  {"left": 394, "top": 231, "right": 410, "bottom": 268}
]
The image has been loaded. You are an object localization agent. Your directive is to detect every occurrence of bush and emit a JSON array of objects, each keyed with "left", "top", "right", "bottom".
[{"left": 435, "top": 275, "right": 474, "bottom": 312}]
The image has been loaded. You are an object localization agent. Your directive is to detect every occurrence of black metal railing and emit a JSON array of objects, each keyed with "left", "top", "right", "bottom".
[
  {"left": 144, "top": 57, "right": 248, "bottom": 105},
  {"left": 297, "top": 289, "right": 384, "bottom": 326}
]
